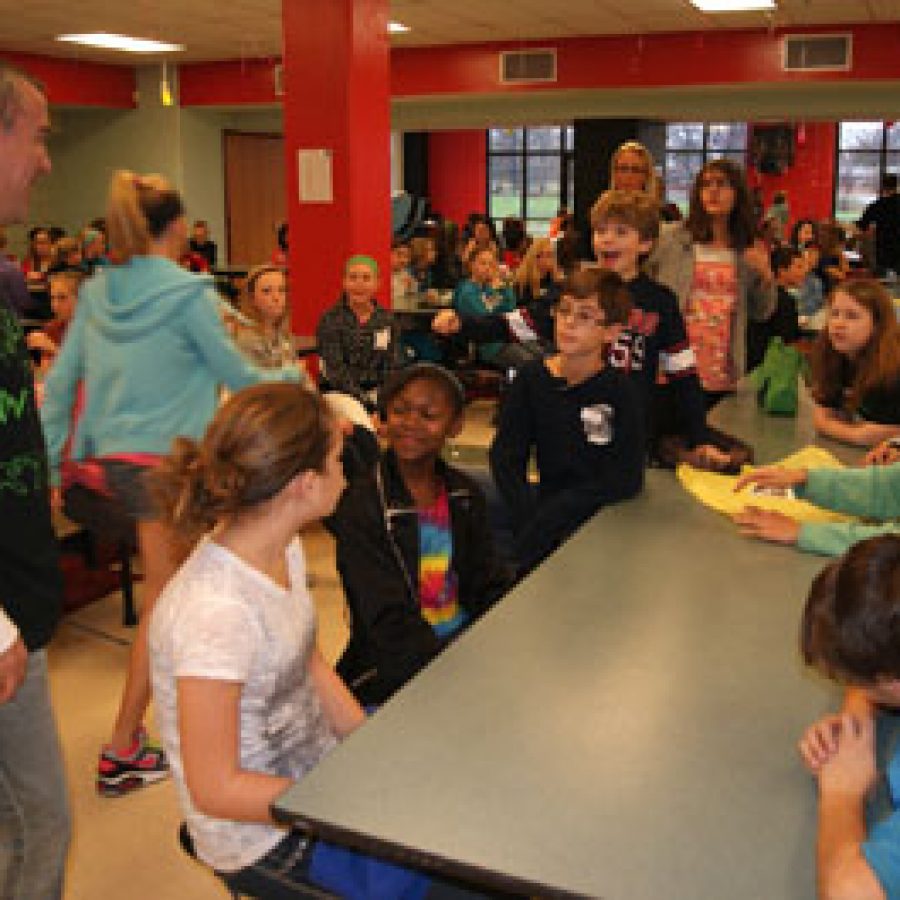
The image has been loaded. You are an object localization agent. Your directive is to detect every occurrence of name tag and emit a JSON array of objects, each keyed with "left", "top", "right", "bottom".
[
  {"left": 581, "top": 404, "right": 614, "bottom": 445},
  {"left": 374, "top": 328, "right": 391, "bottom": 350}
]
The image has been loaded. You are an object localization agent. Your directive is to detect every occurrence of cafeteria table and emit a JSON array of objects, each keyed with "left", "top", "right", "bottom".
[{"left": 274, "top": 386, "right": 857, "bottom": 899}]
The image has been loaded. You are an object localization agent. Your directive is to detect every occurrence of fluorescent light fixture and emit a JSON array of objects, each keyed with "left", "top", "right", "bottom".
[
  {"left": 56, "top": 33, "right": 185, "bottom": 53},
  {"left": 690, "top": 0, "right": 775, "bottom": 10},
  {"left": 388, "top": 21, "right": 410, "bottom": 34}
]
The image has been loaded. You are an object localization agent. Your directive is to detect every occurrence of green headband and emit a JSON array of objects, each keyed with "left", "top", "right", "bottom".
[{"left": 346, "top": 254, "right": 379, "bottom": 276}]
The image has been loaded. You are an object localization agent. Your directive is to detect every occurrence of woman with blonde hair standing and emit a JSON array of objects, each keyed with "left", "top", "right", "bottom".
[{"left": 40, "top": 170, "right": 302, "bottom": 797}]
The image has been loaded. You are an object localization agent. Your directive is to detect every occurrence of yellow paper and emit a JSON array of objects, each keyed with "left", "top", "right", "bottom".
[{"left": 677, "top": 446, "right": 856, "bottom": 523}]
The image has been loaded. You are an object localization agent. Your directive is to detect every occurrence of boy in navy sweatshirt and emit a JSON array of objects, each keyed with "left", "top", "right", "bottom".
[
  {"left": 591, "top": 190, "right": 734, "bottom": 471},
  {"left": 489, "top": 269, "right": 645, "bottom": 573}
]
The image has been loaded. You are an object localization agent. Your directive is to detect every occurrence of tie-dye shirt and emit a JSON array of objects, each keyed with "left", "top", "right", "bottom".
[{"left": 417, "top": 488, "right": 467, "bottom": 638}]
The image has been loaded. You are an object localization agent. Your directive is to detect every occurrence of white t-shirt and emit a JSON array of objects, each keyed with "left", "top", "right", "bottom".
[{"left": 149, "top": 536, "right": 337, "bottom": 873}]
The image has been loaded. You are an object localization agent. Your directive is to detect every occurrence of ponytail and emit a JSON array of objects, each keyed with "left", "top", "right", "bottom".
[{"left": 106, "top": 170, "right": 185, "bottom": 263}]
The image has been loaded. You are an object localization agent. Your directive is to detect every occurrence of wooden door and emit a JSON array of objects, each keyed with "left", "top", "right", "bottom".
[{"left": 224, "top": 131, "right": 286, "bottom": 266}]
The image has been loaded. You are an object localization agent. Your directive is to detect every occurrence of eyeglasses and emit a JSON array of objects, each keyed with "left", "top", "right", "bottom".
[
  {"left": 614, "top": 164, "right": 647, "bottom": 175},
  {"left": 553, "top": 303, "right": 605, "bottom": 327}
]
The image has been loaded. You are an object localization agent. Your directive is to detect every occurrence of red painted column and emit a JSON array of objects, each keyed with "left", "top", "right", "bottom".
[{"left": 282, "top": 0, "right": 392, "bottom": 337}]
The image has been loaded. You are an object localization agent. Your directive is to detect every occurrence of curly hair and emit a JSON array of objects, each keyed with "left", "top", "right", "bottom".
[{"left": 149, "top": 384, "right": 333, "bottom": 546}]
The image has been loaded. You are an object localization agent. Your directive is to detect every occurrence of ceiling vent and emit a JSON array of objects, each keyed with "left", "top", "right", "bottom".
[
  {"left": 782, "top": 34, "right": 851, "bottom": 72},
  {"left": 499, "top": 49, "right": 557, "bottom": 84}
]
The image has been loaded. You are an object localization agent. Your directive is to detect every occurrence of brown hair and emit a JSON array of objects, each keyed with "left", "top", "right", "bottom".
[
  {"left": 610, "top": 141, "right": 659, "bottom": 197},
  {"left": 51, "top": 236, "right": 81, "bottom": 268},
  {"left": 685, "top": 158, "right": 756, "bottom": 251},
  {"left": 409, "top": 236, "right": 435, "bottom": 273},
  {"left": 801, "top": 535, "right": 900, "bottom": 683},
  {"left": 150, "top": 384, "right": 333, "bottom": 546},
  {"left": 514, "top": 237, "right": 557, "bottom": 298},
  {"left": 811, "top": 279, "right": 900, "bottom": 412},
  {"left": 590, "top": 189, "right": 660, "bottom": 242},
  {"left": 48, "top": 268, "right": 84, "bottom": 297},
  {"left": 561, "top": 268, "right": 632, "bottom": 327},
  {"left": 817, "top": 222, "right": 846, "bottom": 259},
  {"left": 106, "top": 170, "right": 185, "bottom": 263},
  {"left": 240, "top": 264, "right": 289, "bottom": 331}
]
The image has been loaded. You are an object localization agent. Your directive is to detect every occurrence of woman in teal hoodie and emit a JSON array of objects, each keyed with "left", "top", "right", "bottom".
[
  {"left": 40, "top": 171, "right": 301, "bottom": 796},
  {"left": 732, "top": 460, "right": 900, "bottom": 556}
]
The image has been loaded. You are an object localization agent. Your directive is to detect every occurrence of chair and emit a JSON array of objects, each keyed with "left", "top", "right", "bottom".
[
  {"left": 177, "top": 823, "right": 339, "bottom": 900},
  {"left": 62, "top": 482, "right": 138, "bottom": 627}
]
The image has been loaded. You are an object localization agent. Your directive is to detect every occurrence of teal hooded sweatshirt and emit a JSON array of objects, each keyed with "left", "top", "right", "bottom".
[
  {"left": 40, "top": 256, "right": 299, "bottom": 485},
  {"left": 795, "top": 462, "right": 900, "bottom": 556}
]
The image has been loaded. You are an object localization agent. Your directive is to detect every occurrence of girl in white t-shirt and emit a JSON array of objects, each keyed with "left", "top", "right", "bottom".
[{"left": 147, "top": 384, "right": 443, "bottom": 899}]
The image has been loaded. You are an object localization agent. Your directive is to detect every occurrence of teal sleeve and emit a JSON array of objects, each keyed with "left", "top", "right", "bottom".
[
  {"left": 454, "top": 282, "right": 486, "bottom": 317},
  {"left": 39, "top": 298, "right": 87, "bottom": 485},
  {"left": 797, "top": 521, "right": 900, "bottom": 557},
  {"left": 183, "top": 289, "right": 300, "bottom": 390},
  {"left": 863, "top": 809, "right": 900, "bottom": 899},
  {"left": 496, "top": 286, "right": 516, "bottom": 313},
  {"left": 800, "top": 464, "right": 900, "bottom": 520}
]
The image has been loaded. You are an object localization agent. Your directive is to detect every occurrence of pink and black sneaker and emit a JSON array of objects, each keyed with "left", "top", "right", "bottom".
[{"left": 97, "top": 728, "right": 169, "bottom": 797}]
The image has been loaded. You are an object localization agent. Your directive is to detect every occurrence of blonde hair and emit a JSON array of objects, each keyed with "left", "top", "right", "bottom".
[
  {"left": 106, "top": 170, "right": 185, "bottom": 263},
  {"left": 150, "top": 384, "right": 334, "bottom": 546},
  {"left": 591, "top": 190, "right": 661, "bottom": 242},
  {"left": 514, "top": 237, "right": 556, "bottom": 297},
  {"left": 610, "top": 141, "right": 659, "bottom": 197},
  {"left": 240, "top": 264, "right": 289, "bottom": 331}
]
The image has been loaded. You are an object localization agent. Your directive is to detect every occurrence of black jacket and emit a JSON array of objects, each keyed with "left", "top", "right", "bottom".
[{"left": 327, "top": 450, "right": 512, "bottom": 705}]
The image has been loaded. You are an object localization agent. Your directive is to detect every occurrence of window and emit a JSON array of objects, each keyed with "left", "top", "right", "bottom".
[
  {"left": 487, "top": 126, "right": 574, "bottom": 236},
  {"left": 834, "top": 121, "right": 900, "bottom": 223},
  {"left": 664, "top": 122, "right": 748, "bottom": 213}
]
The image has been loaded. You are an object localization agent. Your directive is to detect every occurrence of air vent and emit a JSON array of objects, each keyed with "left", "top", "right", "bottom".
[
  {"left": 783, "top": 34, "right": 851, "bottom": 72},
  {"left": 499, "top": 49, "right": 557, "bottom": 84}
]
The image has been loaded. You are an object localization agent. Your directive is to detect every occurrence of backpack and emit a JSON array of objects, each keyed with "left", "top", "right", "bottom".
[{"left": 748, "top": 337, "right": 806, "bottom": 417}]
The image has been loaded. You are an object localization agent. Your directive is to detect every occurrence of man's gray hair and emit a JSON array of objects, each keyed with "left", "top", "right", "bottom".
[{"left": 0, "top": 61, "right": 43, "bottom": 132}]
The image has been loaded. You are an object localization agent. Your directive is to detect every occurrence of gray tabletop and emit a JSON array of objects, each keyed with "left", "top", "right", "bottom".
[{"left": 274, "top": 387, "right": 856, "bottom": 899}]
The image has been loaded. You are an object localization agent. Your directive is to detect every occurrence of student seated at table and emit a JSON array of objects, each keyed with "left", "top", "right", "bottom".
[
  {"left": 512, "top": 236, "right": 563, "bottom": 350},
  {"left": 453, "top": 247, "right": 537, "bottom": 372},
  {"left": 816, "top": 222, "right": 850, "bottom": 296},
  {"left": 746, "top": 245, "right": 803, "bottom": 370},
  {"left": 234, "top": 264, "right": 307, "bottom": 375},
  {"left": 81, "top": 227, "right": 108, "bottom": 274},
  {"left": 460, "top": 214, "right": 498, "bottom": 273},
  {"left": 798, "top": 241, "right": 826, "bottom": 319},
  {"left": 26, "top": 268, "right": 82, "bottom": 372},
  {"left": 327, "top": 363, "right": 512, "bottom": 706},
  {"left": 733, "top": 455, "right": 900, "bottom": 558},
  {"left": 21, "top": 225, "right": 53, "bottom": 288},
  {"left": 148, "top": 383, "right": 461, "bottom": 900},
  {"left": 317, "top": 254, "right": 402, "bottom": 412},
  {"left": 189, "top": 219, "right": 217, "bottom": 270},
  {"left": 796, "top": 535, "right": 900, "bottom": 900},
  {"left": 809, "top": 278, "right": 900, "bottom": 448},
  {"left": 490, "top": 269, "right": 645, "bottom": 573},
  {"left": 49, "top": 236, "right": 83, "bottom": 273},
  {"left": 409, "top": 235, "right": 438, "bottom": 294},
  {"left": 592, "top": 189, "right": 737, "bottom": 472},
  {"left": 390, "top": 238, "right": 416, "bottom": 303}
]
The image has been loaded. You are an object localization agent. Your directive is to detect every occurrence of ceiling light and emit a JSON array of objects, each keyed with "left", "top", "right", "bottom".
[
  {"left": 56, "top": 33, "right": 185, "bottom": 53},
  {"left": 388, "top": 22, "right": 410, "bottom": 34},
  {"left": 689, "top": 0, "right": 775, "bottom": 10}
]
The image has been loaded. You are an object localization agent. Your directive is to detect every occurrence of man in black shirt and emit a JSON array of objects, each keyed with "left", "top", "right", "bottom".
[
  {"left": 858, "top": 174, "right": 900, "bottom": 277},
  {"left": 0, "top": 61, "right": 70, "bottom": 898}
]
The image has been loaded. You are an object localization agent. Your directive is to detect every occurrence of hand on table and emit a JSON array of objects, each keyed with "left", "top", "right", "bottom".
[
  {"left": 734, "top": 466, "right": 808, "bottom": 493},
  {"left": 685, "top": 443, "right": 732, "bottom": 471},
  {"left": 863, "top": 441, "right": 900, "bottom": 467},
  {"left": 732, "top": 506, "right": 801, "bottom": 544},
  {"left": 0, "top": 638, "right": 27, "bottom": 705},
  {"left": 431, "top": 309, "right": 461, "bottom": 336},
  {"left": 817, "top": 713, "right": 876, "bottom": 798}
]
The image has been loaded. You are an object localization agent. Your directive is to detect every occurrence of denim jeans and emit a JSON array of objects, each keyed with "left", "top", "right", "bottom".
[{"left": 0, "top": 650, "right": 70, "bottom": 900}]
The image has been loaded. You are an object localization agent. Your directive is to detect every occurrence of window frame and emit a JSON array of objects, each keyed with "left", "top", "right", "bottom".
[
  {"left": 833, "top": 121, "right": 900, "bottom": 224},
  {"left": 486, "top": 125, "right": 574, "bottom": 236}
]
